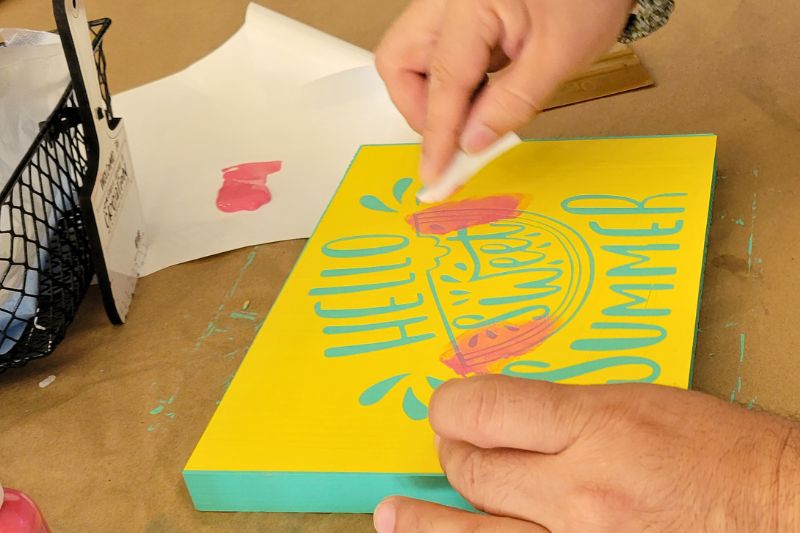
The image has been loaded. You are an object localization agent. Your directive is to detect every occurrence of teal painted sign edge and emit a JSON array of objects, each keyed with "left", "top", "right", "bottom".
[
  {"left": 688, "top": 151, "right": 718, "bottom": 388},
  {"left": 184, "top": 133, "right": 717, "bottom": 512},
  {"left": 183, "top": 470, "right": 472, "bottom": 513}
]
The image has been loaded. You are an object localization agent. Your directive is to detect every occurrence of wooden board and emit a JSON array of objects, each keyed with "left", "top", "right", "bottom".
[
  {"left": 185, "top": 135, "right": 717, "bottom": 513},
  {"left": 547, "top": 44, "right": 654, "bottom": 110}
]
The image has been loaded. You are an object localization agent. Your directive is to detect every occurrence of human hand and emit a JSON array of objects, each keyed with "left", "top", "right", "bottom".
[
  {"left": 373, "top": 375, "right": 800, "bottom": 532},
  {"left": 376, "top": 0, "right": 636, "bottom": 185}
]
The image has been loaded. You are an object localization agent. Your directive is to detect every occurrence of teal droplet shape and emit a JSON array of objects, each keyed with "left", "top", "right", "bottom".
[
  {"left": 402, "top": 387, "right": 429, "bottom": 420},
  {"left": 360, "top": 195, "right": 397, "bottom": 213},
  {"left": 393, "top": 177, "right": 414, "bottom": 204},
  {"left": 440, "top": 275, "right": 459, "bottom": 283},
  {"left": 426, "top": 376, "right": 445, "bottom": 389},
  {"left": 455, "top": 262, "right": 468, "bottom": 271},
  {"left": 359, "top": 374, "right": 410, "bottom": 406}
]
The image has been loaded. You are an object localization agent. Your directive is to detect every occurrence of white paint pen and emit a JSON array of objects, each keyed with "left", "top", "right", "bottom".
[{"left": 417, "top": 132, "right": 523, "bottom": 204}]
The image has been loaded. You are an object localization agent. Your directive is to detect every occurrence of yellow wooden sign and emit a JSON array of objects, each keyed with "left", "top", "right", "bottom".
[{"left": 185, "top": 135, "right": 717, "bottom": 513}]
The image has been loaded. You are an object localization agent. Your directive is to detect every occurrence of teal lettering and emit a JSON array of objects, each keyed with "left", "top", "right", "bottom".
[
  {"left": 603, "top": 244, "right": 679, "bottom": 277},
  {"left": 571, "top": 322, "right": 667, "bottom": 351},
  {"left": 309, "top": 273, "right": 416, "bottom": 296},
  {"left": 478, "top": 269, "right": 563, "bottom": 305},
  {"left": 562, "top": 193, "right": 687, "bottom": 215},
  {"left": 589, "top": 220, "right": 684, "bottom": 237},
  {"left": 502, "top": 356, "right": 661, "bottom": 384},
  {"left": 322, "top": 235, "right": 409, "bottom": 258},
  {"left": 322, "top": 257, "right": 411, "bottom": 277},
  {"left": 314, "top": 294, "right": 424, "bottom": 319},
  {"left": 323, "top": 316, "right": 435, "bottom": 357},
  {"left": 603, "top": 284, "right": 674, "bottom": 317},
  {"left": 453, "top": 305, "right": 549, "bottom": 329}
]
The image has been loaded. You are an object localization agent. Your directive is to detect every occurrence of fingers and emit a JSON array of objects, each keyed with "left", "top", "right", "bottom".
[
  {"left": 429, "top": 375, "right": 591, "bottom": 454},
  {"left": 374, "top": 496, "right": 545, "bottom": 533},
  {"left": 419, "top": 4, "right": 493, "bottom": 183},
  {"left": 421, "top": 0, "right": 531, "bottom": 184},
  {"left": 375, "top": 0, "right": 446, "bottom": 132},
  {"left": 377, "top": 66, "right": 428, "bottom": 133},
  {"left": 460, "top": 44, "right": 560, "bottom": 154},
  {"left": 437, "top": 437, "right": 564, "bottom": 527}
]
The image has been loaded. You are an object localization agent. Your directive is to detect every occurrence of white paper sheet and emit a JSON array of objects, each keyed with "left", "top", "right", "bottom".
[{"left": 114, "top": 3, "right": 419, "bottom": 276}]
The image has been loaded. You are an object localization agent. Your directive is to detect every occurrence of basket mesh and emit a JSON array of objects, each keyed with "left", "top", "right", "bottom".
[{"left": 0, "top": 19, "right": 112, "bottom": 371}]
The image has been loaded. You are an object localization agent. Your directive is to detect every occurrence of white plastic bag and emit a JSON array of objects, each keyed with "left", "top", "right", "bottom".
[
  {"left": 0, "top": 28, "right": 69, "bottom": 186},
  {"left": 0, "top": 29, "right": 72, "bottom": 353}
]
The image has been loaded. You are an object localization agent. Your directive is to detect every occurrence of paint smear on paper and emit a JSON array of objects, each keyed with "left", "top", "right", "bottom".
[
  {"left": 442, "top": 317, "right": 556, "bottom": 376},
  {"left": 216, "top": 161, "right": 282, "bottom": 213},
  {"left": 407, "top": 195, "right": 522, "bottom": 235}
]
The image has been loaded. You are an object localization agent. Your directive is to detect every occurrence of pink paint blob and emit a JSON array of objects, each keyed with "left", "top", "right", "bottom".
[
  {"left": 216, "top": 161, "right": 282, "bottom": 213},
  {"left": 442, "top": 317, "right": 556, "bottom": 376},
  {"left": 0, "top": 488, "right": 51, "bottom": 533},
  {"left": 407, "top": 195, "right": 522, "bottom": 235}
]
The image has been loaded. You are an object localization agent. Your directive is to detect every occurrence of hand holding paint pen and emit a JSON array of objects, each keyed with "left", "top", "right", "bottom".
[
  {"left": 379, "top": 0, "right": 637, "bottom": 205},
  {"left": 416, "top": 76, "right": 521, "bottom": 204},
  {"left": 417, "top": 132, "right": 522, "bottom": 204}
]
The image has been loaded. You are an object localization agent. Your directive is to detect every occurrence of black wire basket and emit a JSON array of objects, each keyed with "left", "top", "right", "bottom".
[{"left": 0, "top": 19, "right": 112, "bottom": 372}]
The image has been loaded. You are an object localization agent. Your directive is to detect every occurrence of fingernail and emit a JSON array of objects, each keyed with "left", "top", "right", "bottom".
[
  {"left": 373, "top": 501, "right": 396, "bottom": 533},
  {"left": 461, "top": 122, "right": 498, "bottom": 154}
]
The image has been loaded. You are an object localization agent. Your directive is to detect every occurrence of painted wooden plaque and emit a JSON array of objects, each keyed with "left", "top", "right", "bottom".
[{"left": 185, "top": 135, "right": 717, "bottom": 512}]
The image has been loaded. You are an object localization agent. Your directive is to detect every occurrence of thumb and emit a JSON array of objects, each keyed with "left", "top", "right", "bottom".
[
  {"left": 374, "top": 496, "right": 545, "bottom": 533},
  {"left": 460, "top": 47, "right": 565, "bottom": 154},
  {"left": 429, "top": 375, "right": 593, "bottom": 454}
]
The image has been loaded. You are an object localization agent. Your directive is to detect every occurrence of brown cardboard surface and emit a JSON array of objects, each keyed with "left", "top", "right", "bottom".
[{"left": 1, "top": 0, "right": 798, "bottom": 531}]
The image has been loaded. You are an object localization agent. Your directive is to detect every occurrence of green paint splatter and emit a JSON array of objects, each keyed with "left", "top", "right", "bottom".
[
  {"left": 739, "top": 333, "right": 746, "bottom": 363},
  {"left": 734, "top": 218, "right": 745, "bottom": 226},
  {"left": 150, "top": 405, "right": 164, "bottom": 415},
  {"left": 147, "top": 424, "right": 156, "bottom": 432},
  {"left": 731, "top": 333, "right": 747, "bottom": 403},
  {"left": 195, "top": 247, "right": 260, "bottom": 350},
  {"left": 166, "top": 412, "right": 176, "bottom": 419},
  {"left": 230, "top": 311, "right": 258, "bottom": 321},
  {"left": 724, "top": 321, "right": 738, "bottom": 328}
]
